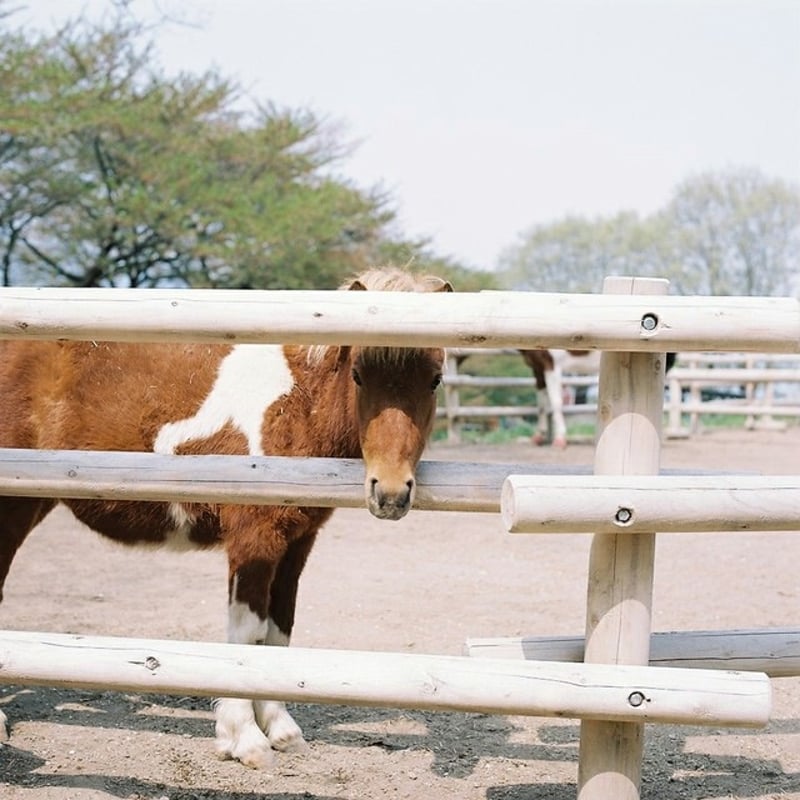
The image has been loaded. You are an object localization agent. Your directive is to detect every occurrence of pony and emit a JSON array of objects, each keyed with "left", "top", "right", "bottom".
[
  {"left": 519, "top": 349, "right": 677, "bottom": 447},
  {"left": 0, "top": 266, "right": 452, "bottom": 769}
]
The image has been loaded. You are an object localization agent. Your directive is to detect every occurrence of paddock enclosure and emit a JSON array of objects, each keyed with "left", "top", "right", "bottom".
[
  {"left": 441, "top": 350, "right": 800, "bottom": 444},
  {"left": 1, "top": 275, "right": 799, "bottom": 799}
]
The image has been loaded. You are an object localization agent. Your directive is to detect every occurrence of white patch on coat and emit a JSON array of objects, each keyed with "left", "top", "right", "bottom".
[
  {"left": 219, "top": 604, "right": 306, "bottom": 755},
  {"left": 552, "top": 349, "right": 602, "bottom": 376},
  {"left": 265, "top": 621, "right": 289, "bottom": 646},
  {"left": 537, "top": 349, "right": 602, "bottom": 442},
  {"left": 228, "top": 598, "right": 269, "bottom": 645},
  {"left": 154, "top": 344, "right": 295, "bottom": 543},
  {"left": 160, "top": 503, "right": 196, "bottom": 552},
  {"left": 155, "top": 344, "right": 294, "bottom": 457}
]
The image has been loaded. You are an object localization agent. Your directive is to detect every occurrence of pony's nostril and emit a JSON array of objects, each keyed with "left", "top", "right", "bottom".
[{"left": 367, "top": 476, "right": 415, "bottom": 517}]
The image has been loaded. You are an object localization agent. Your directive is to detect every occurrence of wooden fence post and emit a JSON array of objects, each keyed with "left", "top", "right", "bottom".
[
  {"left": 444, "top": 352, "right": 462, "bottom": 443},
  {"left": 578, "top": 276, "right": 669, "bottom": 799}
]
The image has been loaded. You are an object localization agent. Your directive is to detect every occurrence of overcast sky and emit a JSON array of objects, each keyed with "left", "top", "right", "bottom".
[{"left": 21, "top": 0, "right": 800, "bottom": 271}]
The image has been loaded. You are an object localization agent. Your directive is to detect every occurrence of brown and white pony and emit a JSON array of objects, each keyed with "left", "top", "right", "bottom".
[
  {"left": 0, "top": 266, "right": 452, "bottom": 768},
  {"left": 520, "top": 349, "right": 677, "bottom": 447}
]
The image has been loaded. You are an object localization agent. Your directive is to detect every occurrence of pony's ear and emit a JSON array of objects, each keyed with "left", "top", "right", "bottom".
[
  {"left": 430, "top": 277, "right": 454, "bottom": 293},
  {"left": 348, "top": 279, "right": 367, "bottom": 291}
]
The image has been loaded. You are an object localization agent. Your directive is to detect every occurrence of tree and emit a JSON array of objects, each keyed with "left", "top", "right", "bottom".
[
  {"left": 497, "top": 168, "right": 800, "bottom": 297},
  {"left": 657, "top": 169, "right": 800, "bottom": 296},
  {"left": 0, "top": 8, "right": 483, "bottom": 289},
  {"left": 0, "top": 24, "right": 82, "bottom": 284},
  {"left": 497, "top": 212, "right": 662, "bottom": 293},
  {"left": 0, "top": 14, "right": 232, "bottom": 286}
]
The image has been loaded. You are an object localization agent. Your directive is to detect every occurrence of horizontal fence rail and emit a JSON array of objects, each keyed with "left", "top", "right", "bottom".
[
  {"left": 0, "top": 448, "right": 738, "bottom": 512},
  {"left": 0, "top": 630, "right": 771, "bottom": 728},
  {"left": 465, "top": 628, "right": 800, "bottom": 678},
  {"left": 501, "top": 474, "right": 800, "bottom": 533},
  {"left": 667, "top": 355, "right": 800, "bottom": 436},
  {"left": 0, "top": 448, "right": 592, "bottom": 513},
  {"left": 670, "top": 367, "right": 800, "bottom": 383},
  {"left": 1, "top": 287, "right": 800, "bottom": 352}
]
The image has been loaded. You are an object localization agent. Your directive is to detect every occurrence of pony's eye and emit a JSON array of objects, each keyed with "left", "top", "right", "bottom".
[
  {"left": 431, "top": 375, "right": 442, "bottom": 391},
  {"left": 352, "top": 368, "right": 362, "bottom": 387}
]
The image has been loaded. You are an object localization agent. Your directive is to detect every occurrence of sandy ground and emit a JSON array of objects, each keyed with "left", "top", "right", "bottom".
[{"left": 1, "top": 426, "right": 799, "bottom": 800}]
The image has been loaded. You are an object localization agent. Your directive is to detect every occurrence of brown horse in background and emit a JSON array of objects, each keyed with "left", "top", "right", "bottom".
[
  {"left": 0, "top": 266, "right": 452, "bottom": 768},
  {"left": 520, "top": 349, "right": 677, "bottom": 447},
  {"left": 519, "top": 349, "right": 602, "bottom": 448}
]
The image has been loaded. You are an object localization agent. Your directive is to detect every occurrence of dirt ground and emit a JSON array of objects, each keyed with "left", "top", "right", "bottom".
[{"left": 1, "top": 425, "right": 799, "bottom": 800}]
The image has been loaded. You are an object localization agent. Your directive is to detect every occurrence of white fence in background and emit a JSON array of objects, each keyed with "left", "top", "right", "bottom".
[{"left": 441, "top": 349, "right": 800, "bottom": 442}]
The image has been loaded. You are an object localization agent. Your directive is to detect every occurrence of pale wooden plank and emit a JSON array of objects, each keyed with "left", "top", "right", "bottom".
[
  {"left": 0, "top": 630, "right": 771, "bottom": 728},
  {"left": 465, "top": 628, "right": 800, "bottom": 678},
  {"left": 502, "top": 474, "right": 800, "bottom": 533},
  {"left": 1, "top": 286, "right": 798, "bottom": 351}
]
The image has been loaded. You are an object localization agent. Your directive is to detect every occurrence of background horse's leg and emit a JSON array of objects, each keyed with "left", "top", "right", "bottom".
[
  {"left": 532, "top": 385, "right": 551, "bottom": 445},
  {"left": 544, "top": 367, "right": 568, "bottom": 448}
]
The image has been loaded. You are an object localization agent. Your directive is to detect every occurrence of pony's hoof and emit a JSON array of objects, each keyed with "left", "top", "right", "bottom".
[
  {"left": 0, "top": 709, "right": 8, "bottom": 743},
  {"left": 552, "top": 436, "right": 568, "bottom": 449},
  {"left": 256, "top": 700, "right": 307, "bottom": 753},
  {"left": 267, "top": 715, "right": 308, "bottom": 753},
  {"left": 272, "top": 732, "right": 309, "bottom": 754},
  {"left": 531, "top": 433, "right": 547, "bottom": 446},
  {"left": 215, "top": 728, "right": 274, "bottom": 770}
]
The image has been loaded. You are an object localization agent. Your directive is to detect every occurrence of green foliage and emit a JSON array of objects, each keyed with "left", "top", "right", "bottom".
[
  {"left": 498, "top": 168, "right": 800, "bottom": 297},
  {"left": 455, "top": 351, "right": 534, "bottom": 410},
  {"left": 0, "top": 7, "right": 489, "bottom": 289},
  {"left": 498, "top": 211, "right": 663, "bottom": 293},
  {"left": 657, "top": 169, "right": 800, "bottom": 296},
  {"left": 448, "top": 421, "right": 536, "bottom": 445}
]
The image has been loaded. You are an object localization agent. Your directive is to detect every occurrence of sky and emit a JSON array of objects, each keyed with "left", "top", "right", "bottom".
[{"left": 18, "top": 0, "right": 800, "bottom": 271}]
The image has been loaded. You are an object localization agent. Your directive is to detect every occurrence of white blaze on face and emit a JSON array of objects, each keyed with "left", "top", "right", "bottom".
[{"left": 153, "top": 344, "right": 295, "bottom": 542}]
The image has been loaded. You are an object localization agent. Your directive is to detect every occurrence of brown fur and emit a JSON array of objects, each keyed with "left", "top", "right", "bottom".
[{"left": 0, "top": 268, "right": 451, "bottom": 634}]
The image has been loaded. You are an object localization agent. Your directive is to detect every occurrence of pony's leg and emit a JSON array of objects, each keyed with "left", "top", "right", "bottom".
[
  {"left": 0, "top": 497, "right": 55, "bottom": 602},
  {"left": 255, "top": 533, "right": 317, "bottom": 753},
  {"left": 0, "top": 497, "right": 56, "bottom": 742},
  {"left": 214, "top": 558, "right": 277, "bottom": 769},
  {"left": 544, "top": 367, "right": 568, "bottom": 448}
]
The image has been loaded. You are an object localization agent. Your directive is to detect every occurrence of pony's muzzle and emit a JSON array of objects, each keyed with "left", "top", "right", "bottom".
[{"left": 366, "top": 476, "right": 415, "bottom": 521}]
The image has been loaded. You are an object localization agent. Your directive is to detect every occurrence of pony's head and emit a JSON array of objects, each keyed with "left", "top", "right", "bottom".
[{"left": 347, "top": 267, "right": 451, "bottom": 520}]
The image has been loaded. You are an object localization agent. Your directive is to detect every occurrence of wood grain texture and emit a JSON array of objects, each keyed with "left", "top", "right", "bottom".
[{"left": 0, "top": 630, "right": 771, "bottom": 727}]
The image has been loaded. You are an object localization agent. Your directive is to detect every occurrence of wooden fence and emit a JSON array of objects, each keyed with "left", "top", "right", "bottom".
[
  {"left": 0, "top": 276, "right": 798, "bottom": 799},
  {"left": 441, "top": 349, "right": 800, "bottom": 443}
]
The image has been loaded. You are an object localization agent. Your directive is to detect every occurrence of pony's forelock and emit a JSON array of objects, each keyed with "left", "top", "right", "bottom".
[
  {"left": 306, "top": 344, "right": 333, "bottom": 366},
  {"left": 306, "top": 266, "right": 450, "bottom": 367},
  {"left": 344, "top": 266, "right": 446, "bottom": 293},
  {"left": 357, "top": 346, "right": 444, "bottom": 368}
]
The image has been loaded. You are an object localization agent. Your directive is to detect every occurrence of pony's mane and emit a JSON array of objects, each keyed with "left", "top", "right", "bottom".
[
  {"left": 350, "top": 266, "right": 446, "bottom": 293},
  {"left": 306, "top": 266, "right": 450, "bottom": 367}
]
